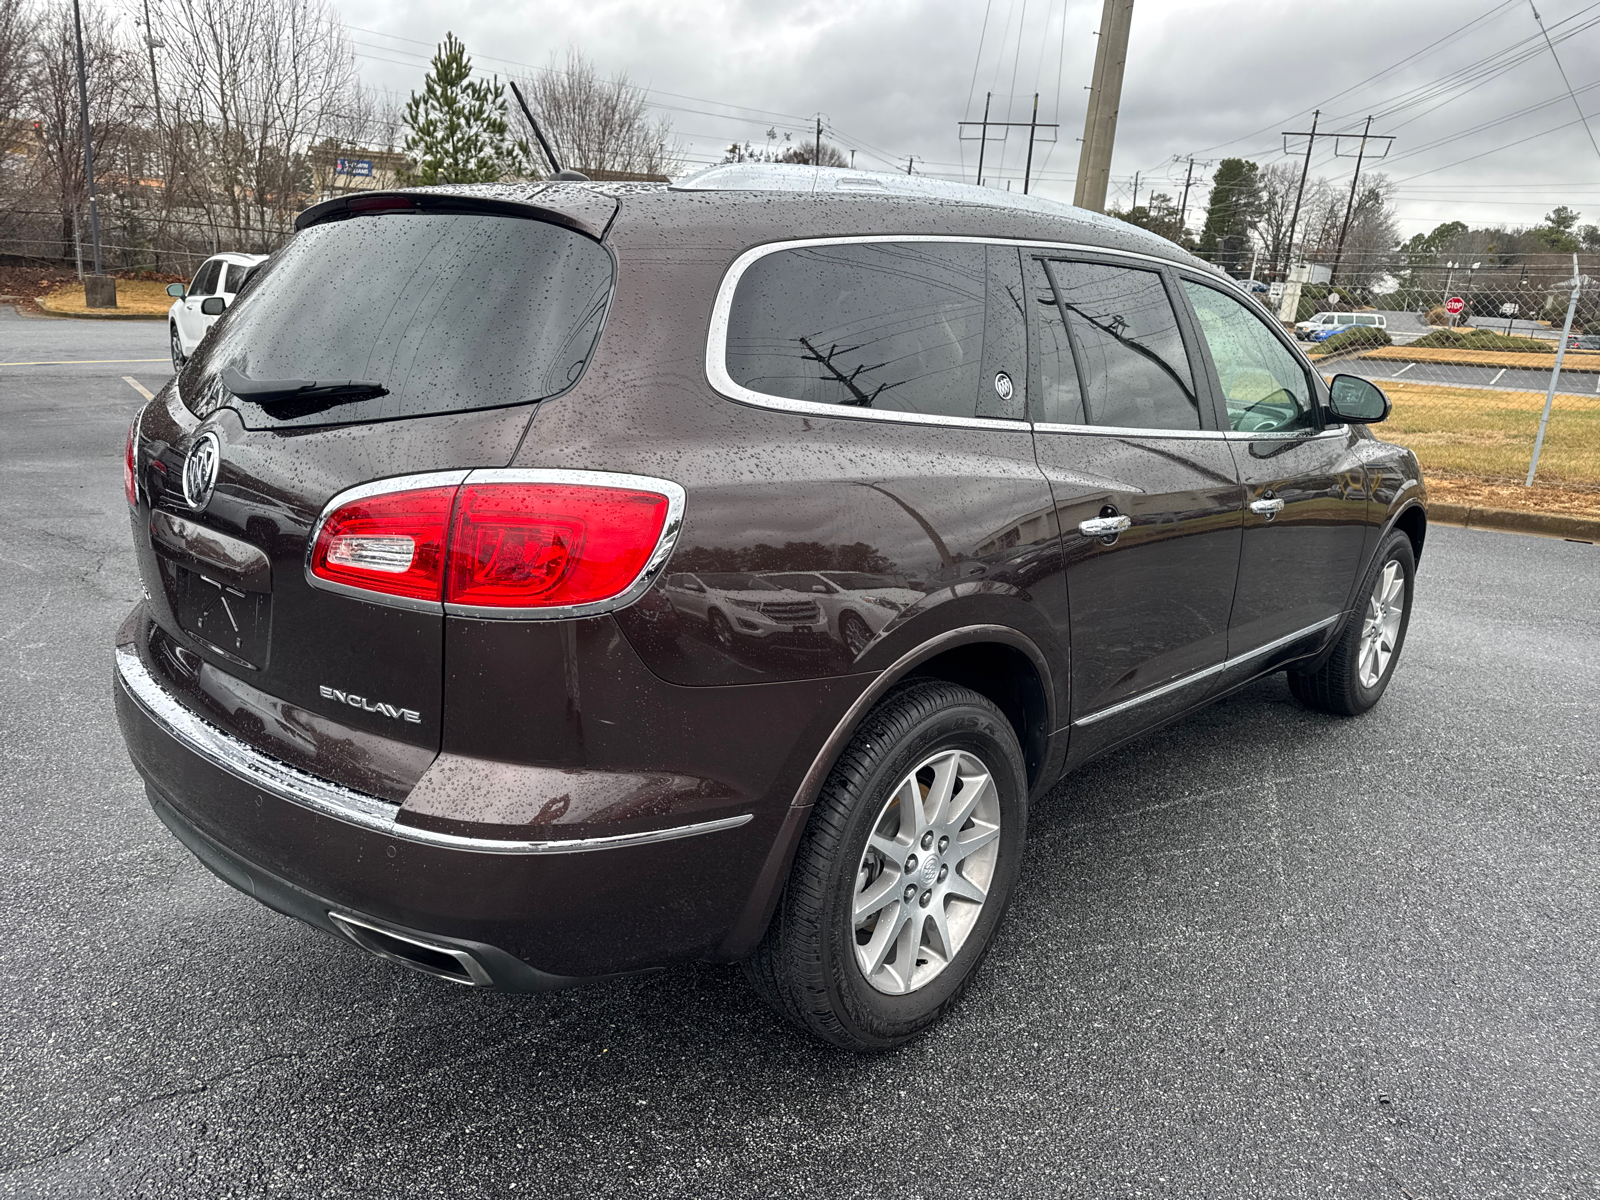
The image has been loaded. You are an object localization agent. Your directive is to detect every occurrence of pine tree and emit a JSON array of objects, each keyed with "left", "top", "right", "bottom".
[
  {"left": 1197, "top": 158, "right": 1262, "bottom": 276},
  {"left": 402, "top": 33, "right": 528, "bottom": 185}
]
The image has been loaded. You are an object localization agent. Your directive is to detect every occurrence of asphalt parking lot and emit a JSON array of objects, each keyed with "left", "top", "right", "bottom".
[
  {"left": 2, "top": 306, "right": 1597, "bottom": 1199},
  {"left": 1336, "top": 353, "right": 1599, "bottom": 397}
]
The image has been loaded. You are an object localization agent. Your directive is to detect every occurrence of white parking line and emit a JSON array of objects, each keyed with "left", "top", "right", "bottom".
[
  {"left": 1594, "top": 374, "right": 1600, "bottom": 394},
  {"left": 1490, "top": 369, "right": 1506, "bottom": 385},
  {"left": 1392, "top": 363, "right": 1417, "bottom": 378},
  {"left": 123, "top": 376, "right": 155, "bottom": 401}
]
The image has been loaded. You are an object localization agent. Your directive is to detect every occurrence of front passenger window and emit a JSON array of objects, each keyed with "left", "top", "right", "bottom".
[{"left": 1183, "top": 281, "right": 1315, "bottom": 434}]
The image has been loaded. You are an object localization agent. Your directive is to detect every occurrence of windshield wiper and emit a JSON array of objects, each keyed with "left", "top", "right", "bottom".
[{"left": 221, "top": 366, "right": 389, "bottom": 416}]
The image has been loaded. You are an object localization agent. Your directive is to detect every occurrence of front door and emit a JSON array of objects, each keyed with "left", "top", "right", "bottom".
[
  {"left": 1177, "top": 277, "right": 1370, "bottom": 675},
  {"left": 1023, "top": 252, "right": 1243, "bottom": 765}
]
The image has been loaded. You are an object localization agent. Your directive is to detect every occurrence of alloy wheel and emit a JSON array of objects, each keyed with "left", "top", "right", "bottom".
[
  {"left": 1358, "top": 559, "right": 1405, "bottom": 688},
  {"left": 851, "top": 748, "right": 1001, "bottom": 995}
]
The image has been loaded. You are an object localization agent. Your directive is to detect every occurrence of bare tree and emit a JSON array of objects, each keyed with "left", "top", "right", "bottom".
[
  {"left": 154, "top": 0, "right": 366, "bottom": 251},
  {"left": 24, "top": 0, "right": 138, "bottom": 260},
  {"left": 514, "top": 49, "right": 682, "bottom": 180},
  {"left": 0, "top": 0, "right": 37, "bottom": 246},
  {"left": 779, "top": 139, "right": 848, "bottom": 168}
]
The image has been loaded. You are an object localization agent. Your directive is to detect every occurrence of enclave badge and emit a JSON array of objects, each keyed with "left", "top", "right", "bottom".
[
  {"left": 182, "top": 431, "right": 221, "bottom": 510},
  {"left": 319, "top": 684, "right": 422, "bottom": 724}
]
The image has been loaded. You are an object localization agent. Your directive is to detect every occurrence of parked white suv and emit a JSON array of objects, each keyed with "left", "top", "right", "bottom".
[
  {"left": 1294, "top": 311, "right": 1386, "bottom": 340},
  {"left": 661, "top": 572, "right": 830, "bottom": 653},
  {"left": 166, "top": 252, "right": 267, "bottom": 370},
  {"left": 758, "top": 571, "right": 921, "bottom": 656}
]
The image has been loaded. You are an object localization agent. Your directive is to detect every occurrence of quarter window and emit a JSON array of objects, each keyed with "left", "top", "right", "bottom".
[
  {"left": 1034, "top": 259, "right": 1200, "bottom": 430},
  {"left": 1182, "top": 280, "right": 1316, "bottom": 434},
  {"left": 725, "top": 242, "right": 987, "bottom": 420}
]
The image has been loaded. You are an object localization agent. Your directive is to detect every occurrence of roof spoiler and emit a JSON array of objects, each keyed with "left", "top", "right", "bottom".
[{"left": 294, "top": 188, "right": 618, "bottom": 240}]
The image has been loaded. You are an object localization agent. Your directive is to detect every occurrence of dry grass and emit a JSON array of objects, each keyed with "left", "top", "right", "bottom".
[
  {"left": 38, "top": 279, "right": 173, "bottom": 317},
  {"left": 1425, "top": 474, "right": 1600, "bottom": 519},
  {"left": 1376, "top": 379, "right": 1600, "bottom": 488}
]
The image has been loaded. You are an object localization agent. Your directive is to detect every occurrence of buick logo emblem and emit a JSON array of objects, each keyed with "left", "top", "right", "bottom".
[{"left": 182, "top": 432, "right": 221, "bottom": 510}]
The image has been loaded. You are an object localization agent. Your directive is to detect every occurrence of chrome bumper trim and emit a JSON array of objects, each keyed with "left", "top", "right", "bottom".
[
  {"left": 1073, "top": 615, "right": 1341, "bottom": 728},
  {"left": 116, "top": 644, "right": 753, "bottom": 855}
]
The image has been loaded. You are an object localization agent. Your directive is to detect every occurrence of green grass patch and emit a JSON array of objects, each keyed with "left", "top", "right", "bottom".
[{"left": 1407, "top": 328, "right": 1554, "bottom": 353}]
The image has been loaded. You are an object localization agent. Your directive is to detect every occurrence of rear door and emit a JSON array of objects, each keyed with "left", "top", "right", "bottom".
[
  {"left": 1176, "top": 276, "right": 1370, "bottom": 673},
  {"left": 1023, "top": 252, "right": 1243, "bottom": 762},
  {"left": 130, "top": 201, "right": 616, "bottom": 793}
]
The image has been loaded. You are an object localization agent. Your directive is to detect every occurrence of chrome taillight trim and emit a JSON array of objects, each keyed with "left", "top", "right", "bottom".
[
  {"left": 117, "top": 644, "right": 751, "bottom": 854},
  {"left": 301, "top": 467, "right": 686, "bottom": 621}
]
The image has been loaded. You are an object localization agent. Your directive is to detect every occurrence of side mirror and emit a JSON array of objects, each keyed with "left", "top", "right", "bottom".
[
  {"left": 1328, "top": 374, "right": 1390, "bottom": 424},
  {"left": 200, "top": 296, "right": 227, "bottom": 316},
  {"left": 166, "top": 283, "right": 185, "bottom": 298}
]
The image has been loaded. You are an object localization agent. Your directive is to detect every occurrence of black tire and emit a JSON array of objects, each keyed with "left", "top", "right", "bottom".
[
  {"left": 708, "top": 609, "right": 735, "bottom": 652},
  {"left": 169, "top": 323, "right": 186, "bottom": 373},
  {"left": 1289, "top": 529, "right": 1416, "bottom": 716},
  {"left": 839, "top": 610, "right": 873, "bottom": 658},
  {"left": 744, "top": 679, "right": 1028, "bottom": 1051}
]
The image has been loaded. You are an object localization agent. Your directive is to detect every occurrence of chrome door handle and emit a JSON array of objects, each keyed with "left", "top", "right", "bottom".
[
  {"left": 1078, "top": 515, "right": 1132, "bottom": 538},
  {"left": 1249, "top": 498, "right": 1285, "bottom": 516}
]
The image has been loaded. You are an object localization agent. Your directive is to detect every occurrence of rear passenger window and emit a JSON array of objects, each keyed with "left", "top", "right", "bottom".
[
  {"left": 190, "top": 260, "right": 221, "bottom": 297},
  {"left": 725, "top": 242, "right": 986, "bottom": 420},
  {"left": 1032, "top": 258, "right": 1200, "bottom": 430}
]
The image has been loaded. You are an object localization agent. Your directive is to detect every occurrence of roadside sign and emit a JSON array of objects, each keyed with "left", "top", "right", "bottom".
[
  {"left": 335, "top": 157, "right": 374, "bottom": 177},
  {"left": 1445, "top": 296, "right": 1465, "bottom": 315},
  {"left": 1268, "top": 282, "right": 1285, "bottom": 301},
  {"left": 1499, "top": 303, "right": 1518, "bottom": 316},
  {"left": 1328, "top": 292, "right": 1340, "bottom": 305}
]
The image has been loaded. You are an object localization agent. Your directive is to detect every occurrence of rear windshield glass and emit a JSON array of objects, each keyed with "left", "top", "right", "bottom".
[{"left": 181, "top": 211, "right": 613, "bottom": 428}]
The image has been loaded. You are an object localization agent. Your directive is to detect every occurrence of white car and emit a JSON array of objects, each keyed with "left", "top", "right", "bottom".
[
  {"left": 661, "top": 571, "right": 829, "bottom": 653},
  {"left": 759, "top": 571, "right": 921, "bottom": 656},
  {"left": 1294, "top": 311, "right": 1386, "bottom": 340},
  {"left": 166, "top": 252, "right": 268, "bottom": 370}
]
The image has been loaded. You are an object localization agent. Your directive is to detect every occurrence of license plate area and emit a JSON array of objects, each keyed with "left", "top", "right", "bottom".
[{"left": 159, "top": 559, "right": 271, "bottom": 669}]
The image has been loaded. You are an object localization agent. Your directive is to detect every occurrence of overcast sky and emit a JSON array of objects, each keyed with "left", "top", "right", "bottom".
[{"left": 338, "top": 0, "right": 1600, "bottom": 238}]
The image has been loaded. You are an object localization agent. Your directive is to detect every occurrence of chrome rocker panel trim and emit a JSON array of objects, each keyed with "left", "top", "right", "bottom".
[
  {"left": 1073, "top": 615, "right": 1341, "bottom": 728},
  {"left": 117, "top": 644, "right": 751, "bottom": 855}
]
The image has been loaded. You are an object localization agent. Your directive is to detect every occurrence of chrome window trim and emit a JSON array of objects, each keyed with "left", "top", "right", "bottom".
[
  {"left": 705, "top": 234, "right": 1197, "bottom": 431},
  {"left": 117, "top": 644, "right": 751, "bottom": 855},
  {"left": 1072, "top": 615, "right": 1340, "bottom": 727},
  {"left": 303, "top": 468, "right": 686, "bottom": 621}
]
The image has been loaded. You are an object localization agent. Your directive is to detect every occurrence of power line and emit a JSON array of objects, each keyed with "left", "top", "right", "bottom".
[{"left": 1527, "top": 0, "right": 1600, "bottom": 163}]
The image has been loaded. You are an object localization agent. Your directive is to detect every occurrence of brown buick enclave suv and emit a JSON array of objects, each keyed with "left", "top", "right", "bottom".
[{"left": 114, "top": 163, "right": 1425, "bottom": 1050}]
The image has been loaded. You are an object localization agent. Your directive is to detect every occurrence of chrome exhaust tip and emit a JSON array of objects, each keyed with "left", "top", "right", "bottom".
[{"left": 328, "top": 911, "right": 494, "bottom": 986}]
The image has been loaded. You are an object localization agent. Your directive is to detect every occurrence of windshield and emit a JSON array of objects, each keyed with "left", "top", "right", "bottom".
[
  {"left": 182, "top": 211, "right": 613, "bottom": 428},
  {"left": 699, "top": 573, "right": 781, "bottom": 591},
  {"left": 761, "top": 573, "right": 827, "bottom": 591}
]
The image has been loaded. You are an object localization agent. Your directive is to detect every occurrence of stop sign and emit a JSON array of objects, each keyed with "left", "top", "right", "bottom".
[{"left": 1445, "top": 296, "right": 1465, "bottom": 315}]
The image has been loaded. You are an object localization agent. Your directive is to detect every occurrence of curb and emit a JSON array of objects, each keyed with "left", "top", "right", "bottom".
[
  {"left": 1429, "top": 502, "right": 1599, "bottom": 543},
  {"left": 35, "top": 303, "right": 165, "bottom": 321}
]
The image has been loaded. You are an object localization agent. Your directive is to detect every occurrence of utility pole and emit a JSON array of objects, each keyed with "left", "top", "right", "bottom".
[
  {"left": 1330, "top": 115, "right": 1392, "bottom": 285},
  {"left": 1177, "top": 157, "right": 1196, "bottom": 232},
  {"left": 975, "top": 91, "right": 992, "bottom": 187},
  {"left": 140, "top": 0, "right": 163, "bottom": 126},
  {"left": 1074, "top": 0, "right": 1135, "bottom": 213},
  {"left": 1281, "top": 110, "right": 1320, "bottom": 280},
  {"left": 815, "top": 116, "right": 822, "bottom": 167},
  {"left": 70, "top": 0, "right": 109, "bottom": 303},
  {"left": 1130, "top": 170, "right": 1139, "bottom": 211},
  {"left": 1023, "top": 93, "right": 1039, "bottom": 194},
  {"left": 905, "top": 156, "right": 915, "bottom": 175}
]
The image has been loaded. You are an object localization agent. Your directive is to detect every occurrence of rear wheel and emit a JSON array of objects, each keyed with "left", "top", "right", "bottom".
[
  {"left": 708, "top": 609, "right": 735, "bottom": 652},
  {"left": 1289, "top": 529, "right": 1415, "bottom": 716},
  {"left": 744, "top": 680, "right": 1027, "bottom": 1051},
  {"left": 169, "top": 323, "right": 185, "bottom": 372},
  {"left": 840, "top": 611, "right": 873, "bottom": 657}
]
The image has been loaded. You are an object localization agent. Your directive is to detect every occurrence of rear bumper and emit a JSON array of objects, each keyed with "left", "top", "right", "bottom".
[{"left": 114, "top": 637, "right": 799, "bottom": 986}]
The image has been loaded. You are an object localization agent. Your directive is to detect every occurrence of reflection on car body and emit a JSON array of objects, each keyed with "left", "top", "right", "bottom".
[
  {"left": 662, "top": 571, "right": 830, "bottom": 654},
  {"left": 757, "top": 571, "right": 922, "bottom": 656}
]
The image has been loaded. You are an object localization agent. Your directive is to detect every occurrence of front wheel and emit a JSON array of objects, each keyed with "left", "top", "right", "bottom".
[
  {"left": 744, "top": 679, "right": 1028, "bottom": 1051},
  {"left": 1289, "top": 529, "right": 1416, "bottom": 716},
  {"left": 169, "top": 323, "right": 186, "bottom": 373}
]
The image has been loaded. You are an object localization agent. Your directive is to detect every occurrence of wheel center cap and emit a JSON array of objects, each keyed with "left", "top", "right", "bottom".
[{"left": 919, "top": 856, "right": 940, "bottom": 887}]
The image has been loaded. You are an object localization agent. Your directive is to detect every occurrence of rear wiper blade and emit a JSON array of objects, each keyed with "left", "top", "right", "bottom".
[{"left": 221, "top": 366, "right": 389, "bottom": 409}]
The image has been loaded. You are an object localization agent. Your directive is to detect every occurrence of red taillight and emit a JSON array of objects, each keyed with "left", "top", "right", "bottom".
[
  {"left": 123, "top": 419, "right": 138, "bottom": 507},
  {"left": 308, "top": 477, "right": 675, "bottom": 612},
  {"left": 447, "top": 483, "right": 670, "bottom": 608},
  {"left": 309, "top": 486, "right": 457, "bottom": 602}
]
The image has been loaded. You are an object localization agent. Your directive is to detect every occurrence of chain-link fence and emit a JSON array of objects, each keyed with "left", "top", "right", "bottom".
[{"left": 1256, "top": 250, "right": 1600, "bottom": 509}]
